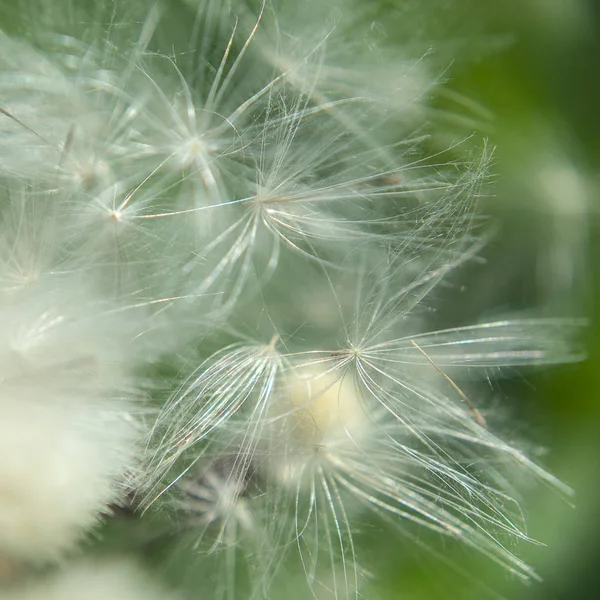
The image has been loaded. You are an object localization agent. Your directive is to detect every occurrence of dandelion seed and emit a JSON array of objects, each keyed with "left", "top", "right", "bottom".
[{"left": 141, "top": 339, "right": 285, "bottom": 505}]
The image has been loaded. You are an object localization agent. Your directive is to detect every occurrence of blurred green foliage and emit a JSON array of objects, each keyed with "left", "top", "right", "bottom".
[{"left": 371, "top": 1, "right": 600, "bottom": 598}]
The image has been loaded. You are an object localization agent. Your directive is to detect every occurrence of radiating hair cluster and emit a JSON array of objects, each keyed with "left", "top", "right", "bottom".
[{"left": 0, "top": 0, "right": 583, "bottom": 598}]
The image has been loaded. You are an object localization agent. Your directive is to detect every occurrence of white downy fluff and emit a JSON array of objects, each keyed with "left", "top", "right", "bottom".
[
  {"left": 1, "top": 559, "right": 179, "bottom": 600},
  {"left": 0, "top": 282, "right": 146, "bottom": 563},
  {"left": 0, "top": 0, "right": 586, "bottom": 597}
]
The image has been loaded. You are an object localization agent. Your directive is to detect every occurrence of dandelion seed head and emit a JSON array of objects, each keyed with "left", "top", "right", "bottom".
[
  {"left": 0, "top": 0, "right": 585, "bottom": 596},
  {"left": 173, "top": 136, "right": 211, "bottom": 169}
]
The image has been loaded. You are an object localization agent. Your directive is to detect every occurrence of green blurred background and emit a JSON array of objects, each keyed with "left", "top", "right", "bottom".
[{"left": 369, "top": 1, "right": 600, "bottom": 598}]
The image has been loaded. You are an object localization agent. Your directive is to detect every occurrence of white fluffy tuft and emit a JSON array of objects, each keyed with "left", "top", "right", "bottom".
[
  {"left": 0, "top": 283, "right": 147, "bottom": 563},
  {"left": 2, "top": 559, "right": 179, "bottom": 600}
]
